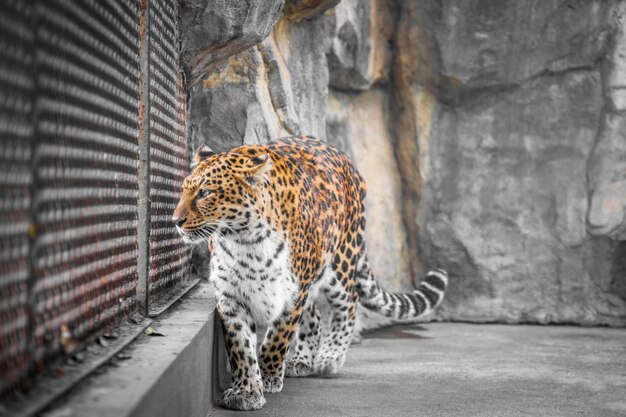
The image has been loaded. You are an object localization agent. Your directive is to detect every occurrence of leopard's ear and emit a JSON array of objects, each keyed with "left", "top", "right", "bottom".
[
  {"left": 192, "top": 144, "right": 215, "bottom": 169},
  {"left": 236, "top": 153, "right": 273, "bottom": 186}
]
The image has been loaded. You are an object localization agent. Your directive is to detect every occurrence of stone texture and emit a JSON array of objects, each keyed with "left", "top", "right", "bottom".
[
  {"left": 187, "top": 47, "right": 285, "bottom": 152},
  {"left": 588, "top": 115, "right": 626, "bottom": 239},
  {"left": 180, "top": 0, "right": 285, "bottom": 85},
  {"left": 587, "top": 3, "right": 626, "bottom": 242},
  {"left": 392, "top": 0, "right": 626, "bottom": 325},
  {"left": 608, "top": 2, "right": 626, "bottom": 111},
  {"left": 414, "top": 0, "right": 612, "bottom": 97},
  {"left": 389, "top": 0, "right": 438, "bottom": 282},
  {"left": 326, "top": 0, "right": 393, "bottom": 90},
  {"left": 270, "top": 17, "right": 331, "bottom": 140},
  {"left": 283, "top": 0, "right": 340, "bottom": 22},
  {"left": 187, "top": 13, "right": 331, "bottom": 152},
  {"left": 419, "top": 70, "right": 626, "bottom": 324}
]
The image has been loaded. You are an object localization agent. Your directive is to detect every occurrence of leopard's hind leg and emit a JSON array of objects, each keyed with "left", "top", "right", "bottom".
[
  {"left": 285, "top": 301, "right": 321, "bottom": 377},
  {"left": 313, "top": 254, "right": 359, "bottom": 375}
]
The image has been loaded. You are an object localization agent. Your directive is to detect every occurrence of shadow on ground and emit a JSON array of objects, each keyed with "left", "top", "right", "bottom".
[{"left": 362, "top": 324, "right": 430, "bottom": 340}]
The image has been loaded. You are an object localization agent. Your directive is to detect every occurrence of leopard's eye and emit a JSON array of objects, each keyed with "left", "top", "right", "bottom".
[{"left": 197, "top": 188, "right": 213, "bottom": 199}]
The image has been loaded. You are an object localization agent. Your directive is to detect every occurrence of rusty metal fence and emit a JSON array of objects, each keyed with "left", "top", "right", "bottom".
[
  {"left": 147, "top": 0, "right": 191, "bottom": 300},
  {"left": 0, "top": 0, "right": 190, "bottom": 398}
]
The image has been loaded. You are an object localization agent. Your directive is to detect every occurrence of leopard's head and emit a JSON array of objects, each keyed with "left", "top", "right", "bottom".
[{"left": 172, "top": 144, "right": 273, "bottom": 244}]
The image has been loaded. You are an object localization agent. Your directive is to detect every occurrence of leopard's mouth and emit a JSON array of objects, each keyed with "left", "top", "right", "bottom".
[{"left": 175, "top": 224, "right": 217, "bottom": 245}]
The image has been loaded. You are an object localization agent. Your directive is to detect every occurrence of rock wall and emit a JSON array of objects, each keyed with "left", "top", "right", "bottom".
[
  {"left": 180, "top": 0, "right": 626, "bottom": 327},
  {"left": 395, "top": 0, "right": 626, "bottom": 326},
  {"left": 183, "top": 0, "right": 331, "bottom": 151}
]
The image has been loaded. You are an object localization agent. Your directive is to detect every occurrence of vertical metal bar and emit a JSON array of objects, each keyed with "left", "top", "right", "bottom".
[
  {"left": 22, "top": 2, "right": 39, "bottom": 380},
  {"left": 25, "top": 0, "right": 38, "bottom": 394},
  {"left": 137, "top": 0, "right": 151, "bottom": 317}
]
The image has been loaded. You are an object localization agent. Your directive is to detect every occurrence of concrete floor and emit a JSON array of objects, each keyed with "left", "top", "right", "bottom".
[{"left": 212, "top": 323, "right": 626, "bottom": 417}]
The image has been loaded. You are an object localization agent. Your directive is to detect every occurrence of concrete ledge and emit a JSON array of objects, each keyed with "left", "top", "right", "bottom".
[{"left": 44, "top": 281, "right": 222, "bottom": 417}]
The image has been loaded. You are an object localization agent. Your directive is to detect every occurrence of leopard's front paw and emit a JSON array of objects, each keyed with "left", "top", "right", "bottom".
[
  {"left": 262, "top": 375, "right": 284, "bottom": 393},
  {"left": 221, "top": 386, "right": 266, "bottom": 410},
  {"left": 285, "top": 360, "right": 314, "bottom": 377}
]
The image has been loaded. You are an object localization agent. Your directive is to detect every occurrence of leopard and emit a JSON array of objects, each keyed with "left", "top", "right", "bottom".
[{"left": 172, "top": 136, "right": 448, "bottom": 410}]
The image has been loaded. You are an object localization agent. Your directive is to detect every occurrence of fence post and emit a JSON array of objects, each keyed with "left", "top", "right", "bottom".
[{"left": 137, "top": 0, "right": 152, "bottom": 317}]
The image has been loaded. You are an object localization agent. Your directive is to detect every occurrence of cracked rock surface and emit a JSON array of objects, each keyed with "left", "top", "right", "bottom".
[{"left": 400, "top": 0, "right": 626, "bottom": 325}]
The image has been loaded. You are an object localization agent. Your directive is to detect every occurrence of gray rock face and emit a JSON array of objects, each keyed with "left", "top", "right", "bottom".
[
  {"left": 326, "top": 0, "right": 393, "bottom": 90},
  {"left": 283, "top": 0, "right": 340, "bottom": 22},
  {"left": 187, "top": 47, "right": 284, "bottom": 152},
  {"left": 187, "top": 13, "right": 331, "bottom": 152},
  {"left": 393, "top": 0, "right": 626, "bottom": 325},
  {"left": 417, "top": 0, "right": 612, "bottom": 96},
  {"left": 420, "top": 70, "right": 621, "bottom": 324},
  {"left": 588, "top": 115, "right": 626, "bottom": 239},
  {"left": 271, "top": 18, "right": 331, "bottom": 140},
  {"left": 180, "top": 0, "right": 285, "bottom": 85}
]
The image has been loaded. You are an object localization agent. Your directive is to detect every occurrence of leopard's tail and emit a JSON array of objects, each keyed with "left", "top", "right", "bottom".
[{"left": 356, "top": 256, "right": 448, "bottom": 320}]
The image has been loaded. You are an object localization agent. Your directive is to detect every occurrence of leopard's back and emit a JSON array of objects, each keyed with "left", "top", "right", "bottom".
[{"left": 264, "top": 137, "right": 367, "bottom": 260}]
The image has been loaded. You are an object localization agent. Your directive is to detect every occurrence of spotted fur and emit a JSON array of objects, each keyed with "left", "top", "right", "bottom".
[{"left": 173, "top": 137, "right": 448, "bottom": 410}]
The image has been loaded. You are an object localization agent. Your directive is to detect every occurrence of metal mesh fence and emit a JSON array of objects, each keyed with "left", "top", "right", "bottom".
[
  {"left": 148, "top": 0, "right": 191, "bottom": 298},
  {"left": 0, "top": 0, "right": 34, "bottom": 397},
  {"left": 0, "top": 0, "right": 190, "bottom": 398},
  {"left": 31, "top": 0, "right": 141, "bottom": 367}
]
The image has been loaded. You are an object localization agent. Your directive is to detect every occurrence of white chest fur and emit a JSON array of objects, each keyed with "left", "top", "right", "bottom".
[{"left": 210, "top": 226, "right": 298, "bottom": 326}]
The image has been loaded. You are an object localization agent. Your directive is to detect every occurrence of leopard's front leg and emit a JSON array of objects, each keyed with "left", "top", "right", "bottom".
[
  {"left": 258, "top": 225, "right": 322, "bottom": 392},
  {"left": 259, "top": 293, "right": 307, "bottom": 393},
  {"left": 217, "top": 302, "right": 265, "bottom": 411}
]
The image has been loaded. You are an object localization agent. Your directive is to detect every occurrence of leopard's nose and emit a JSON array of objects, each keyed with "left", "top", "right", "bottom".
[{"left": 172, "top": 215, "right": 186, "bottom": 227}]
